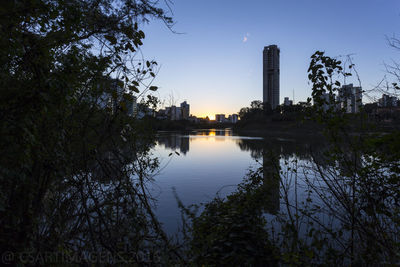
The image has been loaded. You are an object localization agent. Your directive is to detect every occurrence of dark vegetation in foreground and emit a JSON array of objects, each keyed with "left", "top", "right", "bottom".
[{"left": 1, "top": 1, "right": 399, "bottom": 265}]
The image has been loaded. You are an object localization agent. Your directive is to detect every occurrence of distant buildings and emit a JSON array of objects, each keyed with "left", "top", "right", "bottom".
[
  {"left": 283, "top": 97, "right": 293, "bottom": 106},
  {"left": 318, "top": 92, "right": 337, "bottom": 112},
  {"left": 311, "top": 84, "right": 363, "bottom": 113},
  {"left": 137, "top": 99, "right": 239, "bottom": 124},
  {"left": 298, "top": 101, "right": 311, "bottom": 108},
  {"left": 215, "top": 114, "right": 225, "bottom": 123},
  {"left": 168, "top": 106, "right": 181, "bottom": 120},
  {"left": 156, "top": 108, "right": 168, "bottom": 120},
  {"left": 137, "top": 103, "right": 154, "bottom": 119},
  {"left": 96, "top": 79, "right": 137, "bottom": 116},
  {"left": 263, "top": 45, "right": 280, "bottom": 109},
  {"left": 215, "top": 114, "right": 239, "bottom": 123},
  {"left": 229, "top": 114, "right": 239, "bottom": 123},
  {"left": 364, "top": 94, "right": 400, "bottom": 122},
  {"left": 126, "top": 96, "right": 137, "bottom": 116},
  {"left": 378, "top": 94, "right": 398, "bottom": 107},
  {"left": 157, "top": 101, "right": 191, "bottom": 120},
  {"left": 338, "top": 84, "right": 362, "bottom": 113},
  {"left": 188, "top": 115, "right": 199, "bottom": 123},
  {"left": 180, "top": 101, "right": 190, "bottom": 120}
]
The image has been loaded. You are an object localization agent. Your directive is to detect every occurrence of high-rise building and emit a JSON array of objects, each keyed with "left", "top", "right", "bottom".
[
  {"left": 126, "top": 95, "right": 137, "bottom": 116},
  {"left": 338, "top": 84, "right": 362, "bottom": 113},
  {"left": 180, "top": 101, "right": 190, "bottom": 120},
  {"left": 230, "top": 114, "right": 238, "bottom": 123},
  {"left": 169, "top": 106, "right": 181, "bottom": 120},
  {"left": 263, "top": 45, "right": 280, "bottom": 109}
]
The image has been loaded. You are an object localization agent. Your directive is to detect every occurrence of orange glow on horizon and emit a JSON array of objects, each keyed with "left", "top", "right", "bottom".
[{"left": 195, "top": 114, "right": 215, "bottom": 120}]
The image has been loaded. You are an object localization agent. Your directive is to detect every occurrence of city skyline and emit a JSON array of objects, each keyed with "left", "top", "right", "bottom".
[{"left": 140, "top": 0, "right": 400, "bottom": 119}]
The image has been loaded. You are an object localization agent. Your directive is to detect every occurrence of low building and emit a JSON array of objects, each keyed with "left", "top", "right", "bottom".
[
  {"left": 94, "top": 79, "right": 138, "bottom": 117},
  {"left": 188, "top": 115, "right": 198, "bottom": 123},
  {"left": 136, "top": 103, "right": 154, "bottom": 119},
  {"left": 156, "top": 109, "right": 168, "bottom": 120},
  {"left": 230, "top": 114, "right": 238, "bottom": 123},
  {"left": 284, "top": 97, "right": 293, "bottom": 106},
  {"left": 298, "top": 101, "right": 311, "bottom": 107},
  {"left": 378, "top": 94, "right": 398, "bottom": 107}
]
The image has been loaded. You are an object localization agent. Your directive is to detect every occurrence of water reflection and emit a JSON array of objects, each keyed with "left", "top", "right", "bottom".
[
  {"left": 157, "top": 134, "right": 190, "bottom": 155},
  {"left": 235, "top": 136, "right": 326, "bottom": 161},
  {"left": 154, "top": 127, "right": 371, "bottom": 259},
  {"left": 262, "top": 152, "right": 280, "bottom": 214},
  {"left": 155, "top": 129, "right": 327, "bottom": 219}
]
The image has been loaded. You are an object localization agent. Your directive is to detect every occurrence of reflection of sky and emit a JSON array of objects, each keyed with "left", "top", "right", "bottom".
[
  {"left": 152, "top": 131, "right": 262, "bottom": 234},
  {"left": 152, "top": 129, "right": 319, "bottom": 234},
  {"left": 152, "top": 129, "right": 361, "bottom": 243}
]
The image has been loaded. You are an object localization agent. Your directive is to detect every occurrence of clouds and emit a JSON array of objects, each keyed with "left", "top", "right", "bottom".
[{"left": 242, "top": 32, "right": 250, "bottom": 43}]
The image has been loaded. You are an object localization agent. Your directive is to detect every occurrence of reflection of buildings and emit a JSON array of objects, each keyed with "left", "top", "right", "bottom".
[
  {"left": 337, "top": 148, "right": 362, "bottom": 178},
  {"left": 215, "top": 129, "right": 226, "bottom": 136},
  {"left": 157, "top": 130, "right": 235, "bottom": 153},
  {"left": 235, "top": 136, "right": 331, "bottom": 215},
  {"left": 262, "top": 153, "right": 280, "bottom": 214},
  {"left": 157, "top": 134, "right": 190, "bottom": 155},
  {"left": 236, "top": 137, "right": 324, "bottom": 161}
]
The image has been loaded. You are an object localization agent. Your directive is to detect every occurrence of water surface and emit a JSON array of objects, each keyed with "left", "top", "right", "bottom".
[{"left": 151, "top": 129, "right": 324, "bottom": 234}]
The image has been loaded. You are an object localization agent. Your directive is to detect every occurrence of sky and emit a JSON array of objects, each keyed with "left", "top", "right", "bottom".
[{"left": 139, "top": 0, "right": 400, "bottom": 119}]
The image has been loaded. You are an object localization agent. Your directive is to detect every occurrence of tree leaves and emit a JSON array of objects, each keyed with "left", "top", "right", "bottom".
[
  {"left": 129, "top": 85, "right": 139, "bottom": 93},
  {"left": 0, "top": 0, "right": 173, "bottom": 263}
]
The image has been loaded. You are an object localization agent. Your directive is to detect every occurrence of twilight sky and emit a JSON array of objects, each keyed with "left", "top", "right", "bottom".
[{"left": 140, "top": 0, "right": 400, "bottom": 119}]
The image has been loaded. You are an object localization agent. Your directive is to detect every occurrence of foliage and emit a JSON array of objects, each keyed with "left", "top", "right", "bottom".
[
  {"left": 238, "top": 100, "right": 272, "bottom": 121},
  {"left": 179, "top": 168, "right": 279, "bottom": 266},
  {"left": 0, "top": 0, "right": 181, "bottom": 265}
]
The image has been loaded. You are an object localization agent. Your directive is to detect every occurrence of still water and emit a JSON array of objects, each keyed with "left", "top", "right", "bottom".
[{"left": 150, "top": 128, "right": 325, "bottom": 234}]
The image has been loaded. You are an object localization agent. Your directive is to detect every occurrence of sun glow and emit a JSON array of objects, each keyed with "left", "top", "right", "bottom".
[{"left": 196, "top": 114, "right": 215, "bottom": 120}]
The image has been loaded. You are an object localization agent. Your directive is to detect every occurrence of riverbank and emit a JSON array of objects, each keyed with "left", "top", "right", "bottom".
[{"left": 144, "top": 116, "right": 399, "bottom": 137}]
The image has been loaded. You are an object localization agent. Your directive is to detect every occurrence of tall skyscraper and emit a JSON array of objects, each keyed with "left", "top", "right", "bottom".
[{"left": 263, "top": 45, "right": 280, "bottom": 109}]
